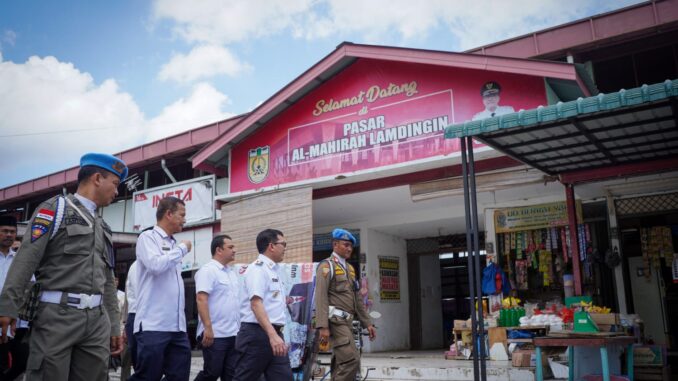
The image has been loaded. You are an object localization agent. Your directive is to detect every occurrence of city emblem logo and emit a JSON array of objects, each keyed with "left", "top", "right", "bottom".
[{"left": 248, "top": 146, "right": 270, "bottom": 184}]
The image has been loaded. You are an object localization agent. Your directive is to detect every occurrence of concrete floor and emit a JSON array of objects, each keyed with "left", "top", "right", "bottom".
[{"left": 108, "top": 350, "right": 540, "bottom": 381}]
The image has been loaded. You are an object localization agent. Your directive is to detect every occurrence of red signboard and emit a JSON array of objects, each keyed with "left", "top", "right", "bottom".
[{"left": 231, "top": 60, "right": 547, "bottom": 193}]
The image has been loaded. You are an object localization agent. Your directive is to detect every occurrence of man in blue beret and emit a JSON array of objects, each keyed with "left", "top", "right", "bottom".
[
  {"left": 0, "top": 152, "right": 127, "bottom": 381},
  {"left": 314, "top": 228, "right": 376, "bottom": 381}
]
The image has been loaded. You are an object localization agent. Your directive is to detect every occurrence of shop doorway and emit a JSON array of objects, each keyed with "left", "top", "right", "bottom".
[
  {"left": 408, "top": 233, "right": 485, "bottom": 350},
  {"left": 616, "top": 192, "right": 678, "bottom": 353},
  {"left": 619, "top": 218, "right": 677, "bottom": 347},
  {"left": 628, "top": 256, "right": 668, "bottom": 345}
]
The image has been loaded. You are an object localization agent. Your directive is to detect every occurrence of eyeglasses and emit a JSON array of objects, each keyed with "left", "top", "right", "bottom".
[{"left": 272, "top": 241, "right": 287, "bottom": 248}]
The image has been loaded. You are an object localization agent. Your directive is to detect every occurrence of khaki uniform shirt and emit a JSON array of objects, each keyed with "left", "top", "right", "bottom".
[
  {"left": 0, "top": 194, "right": 120, "bottom": 336},
  {"left": 314, "top": 254, "right": 370, "bottom": 329}
]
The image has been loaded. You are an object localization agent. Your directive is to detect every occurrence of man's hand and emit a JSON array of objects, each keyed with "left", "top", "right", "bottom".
[
  {"left": 0, "top": 317, "right": 15, "bottom": 344},
  {"left": 269, "top": 332, "right": 288, "bottom": 357},
  {"left": 367, "top": 325, "right": 377, "bottom": 341},
  {"left": 201, "top": 326, "right": 214, "bottom": 348},
  {"left": 181, "top": 240, "right": 192, "bottom": 252},
  {"left": 318, "top": 327, "right": 330, "bottom": 346},
  {"left": 110, "top": 336, "right": 123, "bottom": 356}
]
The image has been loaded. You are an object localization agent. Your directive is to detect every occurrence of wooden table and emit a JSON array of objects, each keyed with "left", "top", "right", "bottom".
[{"left": 533, "top": 335, "right": 635, "bottom": 381}]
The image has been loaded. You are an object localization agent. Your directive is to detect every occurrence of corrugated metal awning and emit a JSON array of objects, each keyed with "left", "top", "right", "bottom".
[{"left": 445, "top": 79, "right": 678, "bottom": 178}]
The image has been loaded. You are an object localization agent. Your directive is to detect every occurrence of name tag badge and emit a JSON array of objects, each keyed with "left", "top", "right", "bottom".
[
  {"left": 272, "top": 278, "right": 279, "bottom": 282},
  {"left": 162, "top": 246, "right": 170, "bottom": 251}
]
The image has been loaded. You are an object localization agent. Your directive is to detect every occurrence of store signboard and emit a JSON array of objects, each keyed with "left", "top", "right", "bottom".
[
  {"left": 230, "top": 60, "right": 548, "bottom": 193},
  {"left": 132, "top": 175, "right": 215, "bottom": 231},
  {"left": 378, "top": 256, "right": 401, "bottom": 302},
  {"left": 494, "top": 201, "right": 583, "bottom": 233}
]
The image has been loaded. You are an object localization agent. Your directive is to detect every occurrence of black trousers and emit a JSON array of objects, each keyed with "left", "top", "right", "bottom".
[
  {"left": 232, "top": 323, "right": 292, "bottom": 381},
  {"left": 0, "top": 328, "right": 29, "bottom": 381}
]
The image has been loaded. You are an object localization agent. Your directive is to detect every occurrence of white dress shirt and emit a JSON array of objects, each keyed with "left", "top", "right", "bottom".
[
  {"left": 133, "top": 226, "right": 189, "bottom": 333},
  {"left": 195, "top": 259, "right": 240, "bottom": 338},
  {"left": 472, "top": 105, "right": 515, "bottom": 121},
  {"left": 0, "top": 249, "right": 31, "bottom": 331},
  {"left": 239, "top": 254, "right": 287, "bottom": 326},
  {"left": 74, "top": 193, "right": 97, "bottom": 216},
  {"left": 0, "top": 249, "right": 16, "bottom": 289},
  {"left": 331, "top": 252, "right": 347, "bottom": 270},
  {"left": 125, "top": 261, "right": 138, "bottom": 314}
]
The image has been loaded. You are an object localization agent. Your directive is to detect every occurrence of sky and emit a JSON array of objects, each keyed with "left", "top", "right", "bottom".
[{"left": 0, "top": 0, "right": 644, "bottom": 188}]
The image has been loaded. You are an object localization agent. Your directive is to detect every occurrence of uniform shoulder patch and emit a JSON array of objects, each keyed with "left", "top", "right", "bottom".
[
  {"left": 320, "top": 262, "right": 330, "bottom": 278},
  {"left": 31, "top": 208, "right": 55, "bottom": 242}
]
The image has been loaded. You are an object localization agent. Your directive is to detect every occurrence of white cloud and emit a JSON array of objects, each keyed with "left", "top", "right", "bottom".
[
  {"left": 309, "top": 0, "right": 646, "bottom": 49},
  {"left": 1, "top": 30, "right": 17, "bottom": 49},
  {"left": 152, "top": 0, "right": 644, "bottom": 49},
  {"left": 0, "top": 55, "right": 233, "bottom": 188},
  {"left": 158, "top": 45, "right": 251, "bottom": 83},
  {"left": 147, "top": 81, "right": 234, "bottom": 141},
  {"left": 153, "top": 0, "right": 314, "bottom": 45}
]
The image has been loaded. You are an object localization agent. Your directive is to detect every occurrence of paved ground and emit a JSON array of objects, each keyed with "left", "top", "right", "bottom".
[{"left": 106, "top": 350, "right": 540, "bottom": 381}]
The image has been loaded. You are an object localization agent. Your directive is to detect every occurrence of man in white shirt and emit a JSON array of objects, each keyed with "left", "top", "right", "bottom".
[
  {"left": 0, "top": 215, "right": 29, "bottom": 381},
  {"left": 472, "top": 81, "right": 515, "bottom": 121},
  {"left": 121, "top": 260, "right": 138, "bottom": 381},
  {"left": 129, "top": 197, "right": 193, "bottom": 381},
  {"left": 194, "top": 234, "right": 239, "bottom": 381},
  {"left": 233, "top": 229, "right": 292, "bottom": 381}
]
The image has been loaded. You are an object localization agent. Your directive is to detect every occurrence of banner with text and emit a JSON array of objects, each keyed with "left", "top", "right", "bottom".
[
  {"left": 494, "top": 201, "right": 583, "bottom": 234},
  {"left": 133, "top": 175, "right": 215, "bottom": 231},
  {"left": 231, "top": 60, "right": 547, "bottom": 193},
  {"left": 379, "top": 256, "right": 401, "bottom": 302}
]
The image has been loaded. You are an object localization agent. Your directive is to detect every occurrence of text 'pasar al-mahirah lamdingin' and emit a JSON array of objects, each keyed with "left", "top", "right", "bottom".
[{"left": 290, "top": 115, "right": 449, "bottom": 163}]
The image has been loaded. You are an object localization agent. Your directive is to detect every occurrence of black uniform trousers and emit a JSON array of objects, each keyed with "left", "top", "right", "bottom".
[
  {"left": 0, "top": 328, "right": 29, "bottom": 381},
  {"left": 232, "top": 323, "right": 292, "bottom": 381}
]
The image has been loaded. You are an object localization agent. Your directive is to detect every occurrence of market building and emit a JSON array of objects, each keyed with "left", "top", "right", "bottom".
[{"left": 1, "top": 0, "right": 677, "bottom": 376}]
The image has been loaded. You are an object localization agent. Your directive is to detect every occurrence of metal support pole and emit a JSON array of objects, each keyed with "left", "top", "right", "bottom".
[
  {"left": 460, "top": 138, "right": 480, "bottom": 380},
  {"left": 467, "top": 137, "right": 487, "bottom": 380},
  {"left": 565, "top": 184, "right": 583, "bottom": 295}
]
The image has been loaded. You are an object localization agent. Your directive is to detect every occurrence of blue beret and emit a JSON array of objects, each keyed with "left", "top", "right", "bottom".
[
  {"left": 80, "top": 153, "right": 128, "bottom": 181},
  {"left": 332, "top": 228, "right": 356, "bottom": 245}
]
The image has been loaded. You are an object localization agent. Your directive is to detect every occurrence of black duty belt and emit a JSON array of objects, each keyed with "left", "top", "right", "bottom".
[{"left": 243, "top": 322, "right": 284, "bottom": 334}]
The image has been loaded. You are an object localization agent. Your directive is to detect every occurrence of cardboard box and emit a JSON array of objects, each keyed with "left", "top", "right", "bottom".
[
  {"left": 590, "top": 313, "right": 618, "bottom": 325},
  {"left": 511, "top": 349, "right": 548, "bottom": 368}
]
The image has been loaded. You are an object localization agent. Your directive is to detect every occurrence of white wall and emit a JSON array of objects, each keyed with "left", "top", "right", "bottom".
[
  {"left": 363, "top": 228, "right": 409, "bottom": 352},
  {"left": 419, "top": 254, "right": 443, "bottom": 349},
  {"left": 101, "top": 198, "right": 136, "bottom": 233}
]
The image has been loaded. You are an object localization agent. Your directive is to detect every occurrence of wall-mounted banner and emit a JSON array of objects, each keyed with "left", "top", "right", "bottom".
[
  {"left": 494, "top": 201, "right": 583, "bottom": 234},
  {"left": 379, "top": 256, "right": 401, "bottom": 302},
  {"left": 231, "top": 60, "right": 547, "bottom": 193},
  {"left": 133, "top": 175, "right": 215, "bottom": 231}
]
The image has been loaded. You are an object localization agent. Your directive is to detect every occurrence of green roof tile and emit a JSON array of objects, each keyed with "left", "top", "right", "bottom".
[{"left": 444, "top": 79, "right": 678, "bottom": 139}]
